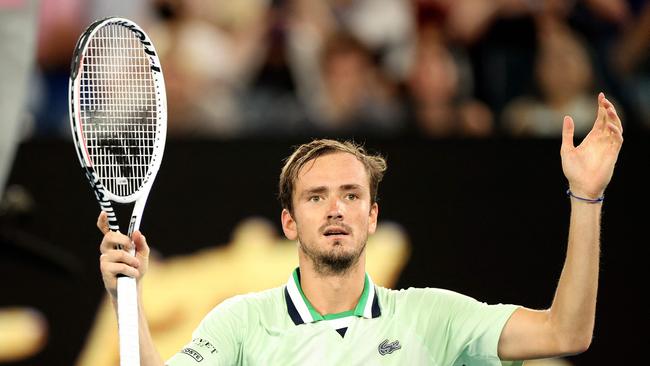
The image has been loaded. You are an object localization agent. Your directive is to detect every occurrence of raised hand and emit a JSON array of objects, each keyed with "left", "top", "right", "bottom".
[
  {"left": 561, "top": 92, "right": 623, "bottom": 200},
  {"left": 97, "top": 211, "right": 150, "bottom": 299}
]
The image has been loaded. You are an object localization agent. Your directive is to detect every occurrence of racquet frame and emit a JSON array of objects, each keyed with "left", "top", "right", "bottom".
[{"left": 69, "top": 17, "right": 167, "bottom": 366}]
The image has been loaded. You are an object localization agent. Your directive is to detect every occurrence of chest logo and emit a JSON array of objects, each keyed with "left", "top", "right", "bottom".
[{"left": 378, "top": 339, "right": 401, "bottom": 355}]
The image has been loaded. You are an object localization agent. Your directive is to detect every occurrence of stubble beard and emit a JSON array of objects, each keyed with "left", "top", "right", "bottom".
[{"left": 298, "top": 234, "right": 367, "bottom": 277}]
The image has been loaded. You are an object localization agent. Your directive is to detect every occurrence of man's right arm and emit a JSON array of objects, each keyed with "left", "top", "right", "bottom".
[{"left": 97, "top": 212, "right": 164, "bottom": 366}]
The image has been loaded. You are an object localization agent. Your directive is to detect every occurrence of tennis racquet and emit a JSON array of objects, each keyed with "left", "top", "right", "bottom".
[{"left": 68, "top": 17, "right": 167, "bottom": 366}]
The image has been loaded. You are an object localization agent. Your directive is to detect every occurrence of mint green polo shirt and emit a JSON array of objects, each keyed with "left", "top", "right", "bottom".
[{"left": 166, "top": 268, "right": 522, "bottom": 365}]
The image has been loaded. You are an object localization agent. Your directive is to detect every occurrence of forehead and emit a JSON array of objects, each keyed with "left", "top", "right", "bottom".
[{"left": 295, "top": 152, "right": 369, "bottom": 190}]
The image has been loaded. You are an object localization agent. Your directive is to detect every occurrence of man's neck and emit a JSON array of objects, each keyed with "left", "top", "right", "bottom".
[{"left": 298, "top": 257, "right": 366, "bottom": 316}]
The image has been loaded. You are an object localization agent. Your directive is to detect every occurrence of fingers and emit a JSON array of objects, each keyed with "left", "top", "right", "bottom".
[
  {"left": 97, "top": 211, "right": 110, "bottom": 235},
  {"left": 101, "top": 250, "right": 140, "bottom": 273},
  {"left": 602, "top": 96, "right": 623, "bottom": 134},
  {"left": 100, "top": 250, "right": 141, "bottom": 279},
  {"left": 96, "top": 215, "right": 151, "bottom": 296},
  {"left": 596, "top": 92, "right": 623, "bottom": 134},
  {"left": 99, "top": 231, "right": 150, "bottom": 297},
  {"left": 132, "top": 231, "right": 150, "bottom": 259},
  {"left": 606, "top": 122, "right": 624, "bottom": 145},
  {"left": 561, "top": 115, "right": 575, "bottom": 153},
  {"left": 594, "top": 92, "right": 606, "bottom": 130},
  {"left": 100, "top": 230, "right": 133, "bottom": 254}
]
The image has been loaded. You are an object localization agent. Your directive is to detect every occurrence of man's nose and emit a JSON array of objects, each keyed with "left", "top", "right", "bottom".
[{"left": 327, "top": 198, "right": 343, "bottom": 220}]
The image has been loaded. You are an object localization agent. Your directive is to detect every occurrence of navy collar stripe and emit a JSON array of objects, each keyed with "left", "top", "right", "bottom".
[
  {"left": 284, "top": 268, "right": 382, "bottom": 326},
  {"left": 284, "top": 287, "right": 304, "bottom": 326},
  {"left": 371, "top": 291, "right": 381, "bottom": 318}
]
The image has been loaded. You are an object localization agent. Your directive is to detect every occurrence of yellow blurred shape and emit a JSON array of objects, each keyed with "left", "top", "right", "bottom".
[{"left": 0, "top": 307, "right": 47, "bottom": 362}]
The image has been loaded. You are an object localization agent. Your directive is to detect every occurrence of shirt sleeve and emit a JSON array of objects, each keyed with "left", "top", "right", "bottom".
[
  {"left": 410, "top": 288, "right": 522, "bottom": 366},
  {"left": 166, "top": 296, "right": 246, "bottom": 366},
  {"left": 443, "top": 290, "right": 522, "bottom": 366}
]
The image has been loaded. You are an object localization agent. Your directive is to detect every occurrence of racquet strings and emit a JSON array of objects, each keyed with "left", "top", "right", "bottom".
[{"left": 79, "top": 23, "right": 158, "bottom": 198}]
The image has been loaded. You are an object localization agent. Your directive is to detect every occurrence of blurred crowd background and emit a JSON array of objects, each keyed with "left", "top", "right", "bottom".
[
  {"left": 1, "top": 1, "right": 648, "bottom": 364},
  {"left": 24, "top": 0, "right": 650, "bottom": 140}
]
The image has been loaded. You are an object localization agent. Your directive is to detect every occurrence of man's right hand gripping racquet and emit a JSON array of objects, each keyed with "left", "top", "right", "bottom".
[{"left": 69, "top": 17, "right": 167, "bottom": 366}]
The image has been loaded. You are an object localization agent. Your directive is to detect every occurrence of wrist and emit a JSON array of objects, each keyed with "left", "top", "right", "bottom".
[
  {"left": 566, "top": 188, "right": 604, "bottom": 203},
  {"left": 567, "top": 185, "right": 604, "bottom": 200}
]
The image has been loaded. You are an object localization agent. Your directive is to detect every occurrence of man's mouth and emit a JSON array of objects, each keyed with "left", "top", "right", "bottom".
[{"left": 323, "top": 226, "right": 350, "bottom": 236}]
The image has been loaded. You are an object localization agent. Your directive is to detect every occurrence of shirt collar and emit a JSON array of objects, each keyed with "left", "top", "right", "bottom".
[{"left": 284, "top": 267, "right": 381, "bottom": 325}]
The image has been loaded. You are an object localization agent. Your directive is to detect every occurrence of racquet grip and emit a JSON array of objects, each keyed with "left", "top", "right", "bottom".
[{"left": 117, "top": 276, "right": 140, "bottom": 366}]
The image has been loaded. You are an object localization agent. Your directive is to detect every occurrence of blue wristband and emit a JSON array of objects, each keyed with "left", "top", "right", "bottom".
[{"left": 566, "top": 189, "right": 604, "bottom": 203}]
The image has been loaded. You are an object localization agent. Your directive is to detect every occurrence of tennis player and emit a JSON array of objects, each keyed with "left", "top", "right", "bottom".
[{"left": 98, "top": 92, "right": 622, "bottom": 365}]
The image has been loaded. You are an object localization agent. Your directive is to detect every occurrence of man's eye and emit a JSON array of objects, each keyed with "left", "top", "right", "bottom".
[
  {"left": 346, "top": 193, "right": 358, "bottom": 200},
  {"left": 309, "top": 196, "right": 321, "bottom": 202}
]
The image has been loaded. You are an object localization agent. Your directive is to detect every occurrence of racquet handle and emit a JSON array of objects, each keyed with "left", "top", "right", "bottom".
[{"left": 117, "top": 276, "right": 140, "bottom": 366}]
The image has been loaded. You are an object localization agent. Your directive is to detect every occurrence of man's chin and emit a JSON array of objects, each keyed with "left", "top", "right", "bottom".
[
  {"left": 318, "top": 255, "right": 356, "bottom": 275},
  {"left": 299, "top": 237, "right": 366, "bottom": 275},
  {"left": 315, "top": 247, "right": 362, "bottom": 275}
]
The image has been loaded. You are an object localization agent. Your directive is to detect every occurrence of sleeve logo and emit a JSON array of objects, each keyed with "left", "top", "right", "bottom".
[
  {"left": 192, "top": 338, "right": 218, "bottom": 354},
  {"left": 181, "top": 348, "right": 204, "bottom": 362}
]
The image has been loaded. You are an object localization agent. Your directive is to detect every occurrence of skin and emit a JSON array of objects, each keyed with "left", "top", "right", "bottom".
[
  {"left": 280, "top": 152, "right": 378, "bottom": 315},
  {"left": 498, "top": 92, "right": 623, "bottom": 360},
  {"left": 97, "top": 92, "right": 622, "bottom": 364}
]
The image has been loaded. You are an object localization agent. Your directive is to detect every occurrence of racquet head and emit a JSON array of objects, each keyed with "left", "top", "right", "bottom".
[{"left": 69, "top": 17, "right": 167, "bottom": 207}]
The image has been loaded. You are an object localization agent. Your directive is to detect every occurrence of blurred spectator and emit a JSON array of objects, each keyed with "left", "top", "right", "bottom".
[
  {"left": 20, "top": 0, "right": 650, "bottom": 139},
  {"left": 406, "top": 5, "right": 493, "bottom": 137},
  {"left": 147, "top": 0, "right": 268, "bottom": 138},
  {"left": 326, "top": 0, "right": 415, "bottom": 81},
  {"left": 558, "top": 0, "right": 647, "bottom": 130},
  {"left": 88, "top": 0, "right": 152, "bottom": 25},
  {"left": 26, "top": 0, "right": 151, "bottom": 138},
  {"left": 310, "top": 32, "right": 406, "bottom": 135},
  {"left": 31, "top": 0, "right": 85, "bottom": 137},
  {"left": 1, "top": 0, "right": 38, "bottom": 193},
  {"left": 446, "top": 0, "right": 539, "bottom": 119},
  {"left": 502, "top": 21, "right": 599, "bottom": 137},
  {"left": 285, "top": 0, "right": 414, "bottom": 80},
  {"left": 285, "top": 0, "right": 409, "bottom": 136},
  {"left": 613, "top": 0, "right": 650, "bottom": 131},
  {"left": 237, "top": 1, "right": 309, "bottom": 137},
  {"left": 566, "top": 0, "right": 631, "bottom": 98}
]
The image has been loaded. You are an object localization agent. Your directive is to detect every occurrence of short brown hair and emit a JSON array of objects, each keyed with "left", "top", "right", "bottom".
[{"left": 279, "top": 139, "right": 387, "bottom": 213}]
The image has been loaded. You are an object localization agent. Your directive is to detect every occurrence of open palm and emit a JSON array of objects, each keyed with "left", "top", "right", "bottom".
[{"left": 560, "top": 93, "right": 624, "bottom": 199}]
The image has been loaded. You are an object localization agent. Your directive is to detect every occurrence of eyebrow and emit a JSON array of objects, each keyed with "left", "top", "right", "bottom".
[
  {"left": 300, "top": 184, "right": 364, "bottom": 198},
  {"left": 340, "top": 184, "right": 363, "bottom": 191},
  {"left": 302, "top": 186, "right": 328, "bottom": 197}
]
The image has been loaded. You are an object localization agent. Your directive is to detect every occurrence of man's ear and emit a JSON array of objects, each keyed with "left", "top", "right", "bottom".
[
  {"left": 368, "top": 202, "right": 379, "bottom": 235},
  {"left": 281, "top": 208, "right": 298, "bottom": 240}
]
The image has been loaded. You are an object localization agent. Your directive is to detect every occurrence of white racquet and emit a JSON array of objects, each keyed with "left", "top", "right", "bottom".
[{"left": 68, "top": 17, "right": 167, "bottom": 366}]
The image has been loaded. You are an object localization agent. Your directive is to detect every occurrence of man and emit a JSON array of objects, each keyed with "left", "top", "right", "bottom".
[{"left": 98, "top": 93, "right": 623, "bottom": 365}]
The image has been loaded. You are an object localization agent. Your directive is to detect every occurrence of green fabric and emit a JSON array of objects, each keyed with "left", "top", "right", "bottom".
[{"left": 166, "top": 278, "right": 523, "bottom": 366}]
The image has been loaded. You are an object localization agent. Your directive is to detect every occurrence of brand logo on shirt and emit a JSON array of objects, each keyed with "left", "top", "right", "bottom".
[
  {"left": 181, "top": 347, "right": 204, "bottom": 362},
  {"left": 192, "top": 338, "right": 218, "bottom": 354},
  {"left": 378, "top": 339, "right": 401, "bottom": 355}
]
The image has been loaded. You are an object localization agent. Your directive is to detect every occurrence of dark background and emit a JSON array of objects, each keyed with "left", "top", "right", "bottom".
[{"left": 1, "top": 136, "right": 646, "bottom": 365}]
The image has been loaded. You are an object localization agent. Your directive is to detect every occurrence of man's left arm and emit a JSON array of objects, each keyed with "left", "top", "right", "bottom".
[{"left": 497, "top": 92, "right": 624, "bottom": 360}]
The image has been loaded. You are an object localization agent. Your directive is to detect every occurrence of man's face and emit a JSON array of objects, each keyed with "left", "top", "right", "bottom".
[{"left": 281, "top": 152, "right": 378, "bottom": 275}]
